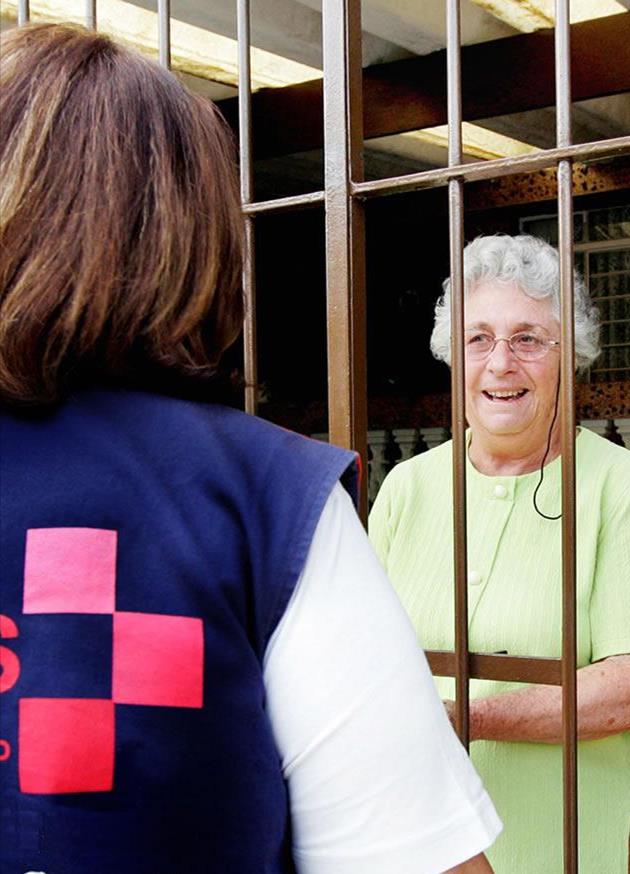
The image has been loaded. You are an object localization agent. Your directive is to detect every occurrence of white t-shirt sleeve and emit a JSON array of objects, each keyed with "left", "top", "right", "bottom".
[{"left": 263, "top": 483, "right": 501, "bottom": 874}]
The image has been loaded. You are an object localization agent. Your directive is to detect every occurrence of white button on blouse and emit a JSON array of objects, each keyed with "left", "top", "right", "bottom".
[
  {"left": 493, "top": 484, "right": 508, "bottom": 499},
  {"left": 468, "top": 570, "right": 483, "bottom": 586}
]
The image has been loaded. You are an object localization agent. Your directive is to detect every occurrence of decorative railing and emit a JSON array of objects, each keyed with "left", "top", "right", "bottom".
[{"left": 313, "top": 419, "right": 629, "bottom": 506}]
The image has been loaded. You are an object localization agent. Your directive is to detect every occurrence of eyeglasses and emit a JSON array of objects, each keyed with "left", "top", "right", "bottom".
[{"left": 464, "top": 330, "right": 560, "bottom": 361}]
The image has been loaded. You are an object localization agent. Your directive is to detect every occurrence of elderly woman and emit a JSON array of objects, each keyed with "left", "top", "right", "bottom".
[
  {"left": 369, "top": 235, "right": 630, "bottom": 874},
  {"left": 0, "top": 24, "right": 500, "bottom": 874}
]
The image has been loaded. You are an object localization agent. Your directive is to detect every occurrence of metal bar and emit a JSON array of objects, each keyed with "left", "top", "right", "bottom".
[
  {"left": 242, "top": 219, "right": 258, "bottom": 415},
  {"left": 237, "top": 0, "right": 254, "bottom": 207},
  {"left": 555, "top": 0, "right": 578, "bottom": 870},
  {"left": 217, "top": 15, "right": 630, "bottom": 162},
  {"left": 591, "top": 365, "right": 630, "bottom": 373},
  {"left": 590, "top": 294, "right": 630, "bottom": 304},
  {"left": 157, "top": 0, "right": 171, "bottom": 70},
  {"left": 574, "top": 238, "right": 630, "bottom": 254},
  {"left": 322, "top": 0, "right": 368, "bottom": 521},
  {"left": 85, "top": 0, "right": 96, "bottom": 30},
  {"left": 242, "top": 191, "right": 325, "bottom": 215},
  {"left": 589, "top": 272, "right": 630, "bottom": 279},
  {"left": 17, "top": 0, "right": 29, "bottom": 25},
  {"left": 446, "top": 0, "right": 470, "bottom": 750},
  {"left": 236, "top": 0, "right": 258, "bottom": 415},
  {"left": 559, "top": 154, "right": 579, "bottom": 874},
  {"left": 426, "top": 651, "right": 563, "bottom": 686},
  {"left": 352, "top": 136, "right": 630, "bottom": 201},
  {"left": 466, "top": 157, "right": 630, "bottom": 212}
]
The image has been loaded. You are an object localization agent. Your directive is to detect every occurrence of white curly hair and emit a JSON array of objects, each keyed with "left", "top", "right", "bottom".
[{"left": 430, "top": 234, "right": 600, "bottom": 371}]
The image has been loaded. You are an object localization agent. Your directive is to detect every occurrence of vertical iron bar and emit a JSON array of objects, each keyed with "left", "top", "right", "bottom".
[
  {"left": 447, "top": 0, "right": 470, "bottom": 749},
  {"left": 555, "top": 0, "right": 578, "bottom": 871},
  {"left": 17, "top": 0, "right": 29, "bottom": 25},
  {"left": 85, "top": 0, "right": 97, "bottom": 30},
  {"left": 241, "top": 220, "right": 258, "bottom": 415},
  {"left": 237, "top": 0, "right": 254, "bottom": 206},
  {"left": 237, "top": 0, "right": 258, "bottom": 415},
  {"left": 322, "top": 0, "right": 368, "bottom": 521},
  {"left": 158, "top": 0, "right": 171, "bottom": 69}
]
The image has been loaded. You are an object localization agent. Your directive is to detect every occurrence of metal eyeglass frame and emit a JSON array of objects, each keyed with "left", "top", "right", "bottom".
[{"left": 464, "top": 330, "right": 561, "bottom": 362}]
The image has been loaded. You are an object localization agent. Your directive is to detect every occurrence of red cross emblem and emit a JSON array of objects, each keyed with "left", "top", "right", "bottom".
[{"left": 3, "top": 528, "right": 204, "bottom": 794}]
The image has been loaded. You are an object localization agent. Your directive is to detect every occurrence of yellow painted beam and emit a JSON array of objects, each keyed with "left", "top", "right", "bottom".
[{"left": 468, "top": 0, "right": 627, "bottom": 32}]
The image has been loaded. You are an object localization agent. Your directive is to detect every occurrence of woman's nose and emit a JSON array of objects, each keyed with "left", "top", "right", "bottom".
[{"left": 486, "top": 338, "right": 517, "bottom": 372}]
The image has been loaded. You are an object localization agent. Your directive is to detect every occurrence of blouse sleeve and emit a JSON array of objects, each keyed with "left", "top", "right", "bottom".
[
  {"left": 366, "top": 468, "right": 395, "bottom": 568},
  {"left": 590, "top": 485, "right": 630, "bottom": 663},
  {"left": 263, "top": 483, "right": 501, "bottom": 874}
]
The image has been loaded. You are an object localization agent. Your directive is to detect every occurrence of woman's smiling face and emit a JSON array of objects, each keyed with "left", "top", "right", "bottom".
[{"left": 464, "top": 280, "right": 561, "bottom": 451}]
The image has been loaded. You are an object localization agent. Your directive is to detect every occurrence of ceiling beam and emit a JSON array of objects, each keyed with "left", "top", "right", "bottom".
[{"left": 218, "top": 13, "right": 630, "bottom": 159}]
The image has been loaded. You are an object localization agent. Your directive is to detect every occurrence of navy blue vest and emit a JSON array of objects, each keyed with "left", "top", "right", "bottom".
[{"left": 0, "top": 389, "right": 358, "bottom": 874}]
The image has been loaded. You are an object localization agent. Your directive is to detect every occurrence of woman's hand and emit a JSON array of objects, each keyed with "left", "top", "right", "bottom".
[
  {"left": 444, "top": 654, "right": 630, "bottom": 743},
  {"left": 443, "top": 698, "right": 457, "bottom": 729}
]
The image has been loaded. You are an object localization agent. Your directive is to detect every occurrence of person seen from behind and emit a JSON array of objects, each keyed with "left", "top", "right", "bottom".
[{"left": 0, "top": 23, "right": 501, "bottom": 874}]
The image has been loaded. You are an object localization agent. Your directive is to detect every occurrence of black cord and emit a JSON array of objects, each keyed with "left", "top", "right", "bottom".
[{"left": 532, "top": 377, "right": 562, "bottom": 520}]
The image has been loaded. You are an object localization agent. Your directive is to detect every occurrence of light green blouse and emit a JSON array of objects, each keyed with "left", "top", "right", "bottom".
[{"left": 369, "top": 428, "right": 630, "bottom": 874}]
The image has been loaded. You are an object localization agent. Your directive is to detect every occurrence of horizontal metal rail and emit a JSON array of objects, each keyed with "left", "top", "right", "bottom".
[
  {"left": 426, "top": 651, "right": 563, "bottom": 686},
  {"left": 238, "top": 140, "right": 630, "bottom": 216},
  {"left": 242, "top": 190, "right": 325, "bottom": 215},
  {"left": 352, "top": 136, "right": 630, "bottom": 200}
]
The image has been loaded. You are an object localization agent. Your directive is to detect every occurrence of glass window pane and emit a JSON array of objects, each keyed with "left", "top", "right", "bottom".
[{"left": 587, "top": 205, "right": 630, "bottom": 242}]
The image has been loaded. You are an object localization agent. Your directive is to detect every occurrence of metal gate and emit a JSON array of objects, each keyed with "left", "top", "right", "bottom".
[
  {"left": 233, "top": 4, "right": 629, "bottom": 872},
  {"left": 15, "top": 1, "right": 630, "bottom": 870}
]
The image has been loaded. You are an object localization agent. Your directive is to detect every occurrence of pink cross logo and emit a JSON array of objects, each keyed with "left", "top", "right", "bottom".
[{"left": 17, "top": 528, "right": 204, "bottom": 794}]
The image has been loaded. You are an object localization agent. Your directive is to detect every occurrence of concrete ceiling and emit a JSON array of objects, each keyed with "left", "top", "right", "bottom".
[
  {"left": 3, "top": 0, "right": 628, "bottom": 192},
  {"left": 160, "top": 0, "right": 629, "bottom": 190}
]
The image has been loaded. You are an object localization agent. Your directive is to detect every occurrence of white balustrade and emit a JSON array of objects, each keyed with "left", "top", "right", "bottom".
[
  {"left": 394, "top": 428, "right": 420, "bottom": 464},
  {"left": 312, "top": 418, "right": 627, "bottom": 506},
  {"left": 367, "top": 430, "right": 389, "bottom": 506}
]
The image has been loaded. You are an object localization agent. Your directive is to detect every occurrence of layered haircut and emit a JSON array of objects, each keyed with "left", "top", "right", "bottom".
[
  {"left": 430, "top": 234, "right": 600, "bottom": 371},
  {"left": 0, "top": 24, "right": 244, "bottom": 406}
]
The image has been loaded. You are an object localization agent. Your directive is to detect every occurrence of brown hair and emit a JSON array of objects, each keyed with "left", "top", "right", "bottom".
[{"left": 0, "top": 23, "right": 244, "bottom": 406}]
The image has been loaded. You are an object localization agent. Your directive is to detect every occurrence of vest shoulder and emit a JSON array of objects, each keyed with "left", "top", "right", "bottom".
[
  {"left": 57, "top": 390, "right": 310, "bottom": 440},
  {"left": 68, "top": 390, "right": 357, "bottom": 492}
]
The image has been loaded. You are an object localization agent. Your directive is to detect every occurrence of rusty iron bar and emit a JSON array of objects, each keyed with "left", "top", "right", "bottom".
[
  {"left": 352, "top": 136, "right": 630, "bottom": 200},
  {"left": 239, "top": 138, "right": 630, "bottom": 214},
  {"left": 17, "top": 0, "right": 29, "bottom": 25},
  {"left": 446, "top": 0, "right": 470, "bottom": 750},
  {"left": 157, "top": 0, "right": 171, "bottom": 69},
  {"left": 242, "top": 219, "right": 258, "bottom": 415},
  {"left": 237, "top": 0, "right": 254, "bottom": 206},
  {"left": 559, "top": 145, "right": 579, "bottom": 872},
  {"left": 426, "top": 651, "right": 563, "bottom": 686},
  {"left": 556, "top": 0, "right": 578, "bottom": 869},
  {"left": 85, "top": 0, "right": 96, "bottom": 30},
  {"left": 322, "top": 0, "right": 368, "bottom": 521},
  {"left": 242, "top": 190, "right": 326, "bottom": 215},
  {"left": 237, "top": 0, "right": 258, "bottom": 416}
]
